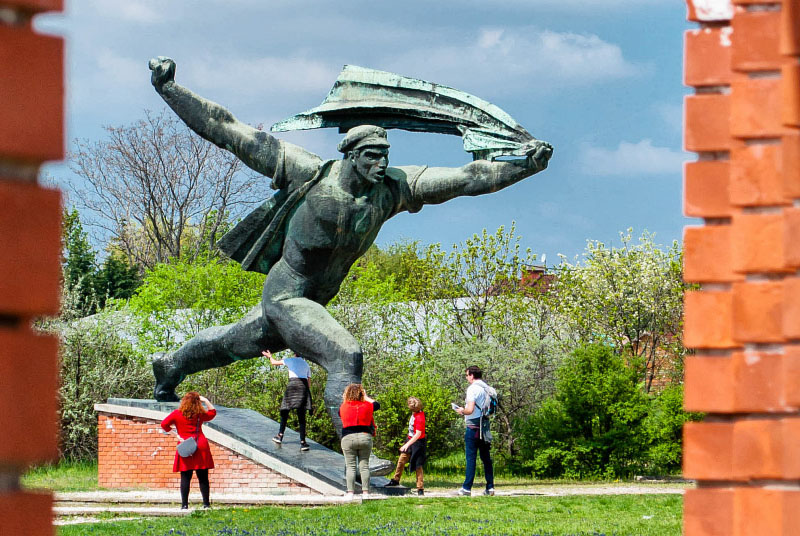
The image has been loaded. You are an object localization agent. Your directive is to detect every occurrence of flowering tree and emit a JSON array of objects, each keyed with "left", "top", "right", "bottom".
[{"left": 553, "top": 230, "right": 686, "bottom": 392}]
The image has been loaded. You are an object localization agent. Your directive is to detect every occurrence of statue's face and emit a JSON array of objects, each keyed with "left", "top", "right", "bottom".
[{"left": 351, "top": 147, "right": 389, "bottom": 184}]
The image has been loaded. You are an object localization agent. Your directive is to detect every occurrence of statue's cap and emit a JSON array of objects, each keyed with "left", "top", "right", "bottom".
[{"left": 338, "top": 125, "right": 390, "bottom": 153}]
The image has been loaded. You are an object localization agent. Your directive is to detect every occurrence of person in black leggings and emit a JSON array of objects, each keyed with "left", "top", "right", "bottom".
[
  {"left": 161, "top": 392, "right": 217, "bottom": 509},
  {"left": 264, "top": 350, "right": 312, "bottom": 451}
]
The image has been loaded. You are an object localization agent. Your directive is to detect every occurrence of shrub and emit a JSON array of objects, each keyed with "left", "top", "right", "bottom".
[
  {"left": 644, "top": 384, "right": 702, "bottom": 474},
  {"left": 519, "top": 344, "right": 650, "bottom": 478},
  {"left": 53, "top": 309, "right": 152, "bottom": 460}
]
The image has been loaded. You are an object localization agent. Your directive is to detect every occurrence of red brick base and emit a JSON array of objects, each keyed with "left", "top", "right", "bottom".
[{"left": 97, "top": 414, "right": 316, "bottom": 494}]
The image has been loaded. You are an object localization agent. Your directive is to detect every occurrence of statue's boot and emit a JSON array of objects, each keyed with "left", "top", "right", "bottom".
[
  {"left": 152, "top": 352, "right": 185, "bottom": 402},
  {"left": 151, "top": 305, "right": 274, "bottom": 402}
]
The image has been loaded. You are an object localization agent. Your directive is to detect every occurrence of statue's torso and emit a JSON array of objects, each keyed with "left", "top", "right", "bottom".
[{"left": 279, "top": 163, "right": 399, "bottom": 300}]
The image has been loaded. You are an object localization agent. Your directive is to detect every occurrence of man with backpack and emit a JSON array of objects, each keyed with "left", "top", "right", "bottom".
[{"left": 454, "top": 365, "right": 496, "bottom": 496}]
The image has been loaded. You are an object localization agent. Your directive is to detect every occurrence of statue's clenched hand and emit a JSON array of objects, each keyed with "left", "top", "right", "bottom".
[
  {"left": 525, "top": 140, "right": 553, "bottom": 172},
  {"left": 149, "top": 56, "right": 176, "bottom": 90}
]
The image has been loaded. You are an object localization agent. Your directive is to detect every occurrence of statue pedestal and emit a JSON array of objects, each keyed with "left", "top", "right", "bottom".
[{"left": 95, "top": 399, "right": 406, "bottom": 496}]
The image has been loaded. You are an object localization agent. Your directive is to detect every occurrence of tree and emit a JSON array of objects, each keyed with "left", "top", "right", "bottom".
[
  {"left": 62, "top": 209, "right": 99, "bottom": 317},
  {"left": 519, "top": 344, "right": 651, "bottom": 478},
  {"left": 94, "top": 253, "right": 141, "bottom": 308},
  {"left": 69, "top": 110, "right": 268, "bottom": 269},
  {"left": 553, "top": 230, "right": 685, "bottom": 392}
]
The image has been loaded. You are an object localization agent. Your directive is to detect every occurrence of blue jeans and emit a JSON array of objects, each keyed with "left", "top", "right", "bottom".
[{"left": 462, "top": 426, "right": 493, "bottom": 491}]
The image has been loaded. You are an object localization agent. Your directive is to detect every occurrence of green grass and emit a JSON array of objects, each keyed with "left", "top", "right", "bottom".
[
  {"left": 22, "top": 459, "right": 98, "bottom": 492},
  {"left": 58, "top": 494, "right": 682, "bottom": 536}
]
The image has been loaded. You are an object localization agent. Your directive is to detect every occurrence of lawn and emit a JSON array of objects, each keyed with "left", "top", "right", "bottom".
[
  {"left": 58, "top": 494, "right": 683, "bottom": 536},
  {"left": 22, "top": 459, "right": 98, "bottom": 492}
]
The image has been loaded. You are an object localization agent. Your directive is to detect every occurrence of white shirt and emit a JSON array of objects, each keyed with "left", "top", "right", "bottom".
[
  {"left": 465, "top": 382, "right": 486, "bottom": 420},
  {"left": 283, "top": 357, "right": 310, "bottom": 379}
]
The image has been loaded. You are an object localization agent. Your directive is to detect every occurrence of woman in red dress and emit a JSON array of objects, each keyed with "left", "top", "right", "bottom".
[{"left": 161, "top": 391, "right": 216, "bottom": 509}]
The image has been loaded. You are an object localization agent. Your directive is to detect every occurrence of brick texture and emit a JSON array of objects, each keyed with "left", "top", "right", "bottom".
[
  {"left": 0, "top": 181, "right": 61, "bottom": 316},
  {"left": 97, "top": 414, "right": 319, "bottom": 494},
  {"left": 0, "top": 328, "right": 59, "bottom": 464},
  {"left": 684, "top": 160, "right": 731, "bottom": 218},
  {"left": 683, "top": 1, "right": 800, "bottom": 534},
  {"left": 0, "top": 25, "right": 63, "bottom": 164}
]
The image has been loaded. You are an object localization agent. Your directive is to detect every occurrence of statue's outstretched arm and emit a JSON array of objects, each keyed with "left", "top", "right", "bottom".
[
  {"left": 149, "top": 56, "right": 280, "bottom": 178},
  {"left": 410, "top": 141, "right": 553, "bottom": 206}
]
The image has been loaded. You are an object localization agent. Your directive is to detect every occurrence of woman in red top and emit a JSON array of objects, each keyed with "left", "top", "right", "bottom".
[
  {"left": 338, "top": 383, "right": 380, "bottom": 499},
  {"left": 161, "top": 392, "right": 217, "bottom": 509}
]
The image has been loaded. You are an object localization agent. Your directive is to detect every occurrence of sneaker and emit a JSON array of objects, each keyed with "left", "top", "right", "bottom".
[
  {"left": 362, "top": 491, "right": 370, "bottom": 499},
  {"left": 385, "top": 479, "right": 400, "bottom": 487},
  {"left": 300, "top": 441, "right": 310, "bottom": 451},
  {"left": 272, "top": 434, "right": 283, "bottom": 444},
  {"left": 344, "top": 492, "right": 354, "bottom": 501},
  {"left": 457, "top": 488, "right": 471, "bottom": 496},
  {"left": 417, "top": 489, "right": 424, "bottom": 496},
  {"left": 484, "top": 488, "right": 495, "bottom": 496},
  {"left": 203, "top": 503, "right": 211, "bottom": 509}
]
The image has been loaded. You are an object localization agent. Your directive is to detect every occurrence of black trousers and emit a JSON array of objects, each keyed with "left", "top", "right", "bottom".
[
  {"left": 180, "top": 469, "right": 210, "bottom": 507},
  {"left": 278, "top": 408, "right": 307, "bottom": 441}
]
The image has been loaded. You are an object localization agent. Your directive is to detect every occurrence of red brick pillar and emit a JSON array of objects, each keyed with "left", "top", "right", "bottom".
[
  {"left": 683, "top": 1, "right": 800, "bottom": 534},
  {"left": 0, "top": 1, "right": 64, "bottom": 534}
]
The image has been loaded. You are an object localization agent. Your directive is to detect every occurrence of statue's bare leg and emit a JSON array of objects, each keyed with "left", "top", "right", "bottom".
[
  {"left": 152, "top": 304, "right": 286, "bottom": 401},
  {"left": 262, "top": 294, "right": 362, "bottom": 434}
]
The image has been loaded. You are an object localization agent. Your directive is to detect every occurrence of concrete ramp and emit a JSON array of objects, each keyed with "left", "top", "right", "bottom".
[{"left": 99, "top": 398, "right": 401, "bottom": 495}]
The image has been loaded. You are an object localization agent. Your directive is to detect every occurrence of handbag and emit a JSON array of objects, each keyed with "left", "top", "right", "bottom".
[{"left": 177, "top": 416, "right": 201, "bottom": 457}]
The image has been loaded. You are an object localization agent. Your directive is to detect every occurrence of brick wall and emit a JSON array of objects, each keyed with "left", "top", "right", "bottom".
[
  {"left": 97, "top": 414, "right": 317, "bottom": 494},
  {"left": 0, "top": 0, "right": 64, "bottom": 535},
  {"left": 683, "top": 1, "right": 800, "bottom": 535}
]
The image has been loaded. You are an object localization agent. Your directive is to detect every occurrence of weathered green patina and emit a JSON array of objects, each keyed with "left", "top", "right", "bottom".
[
  {"left": 147, "top": 57, "right": 553, "bottom": 437},
  {"left": 272, "top": 65, "right": 538, "bottom": 161}
]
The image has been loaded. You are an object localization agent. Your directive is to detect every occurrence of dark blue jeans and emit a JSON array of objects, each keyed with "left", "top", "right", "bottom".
[{"left": 462, "top": 426, "right": 494, "bottom": 491}]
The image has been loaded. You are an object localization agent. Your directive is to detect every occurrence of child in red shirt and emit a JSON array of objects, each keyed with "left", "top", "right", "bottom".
[{"left": 386, "top": 397, "right": 426, "bottom": 495}]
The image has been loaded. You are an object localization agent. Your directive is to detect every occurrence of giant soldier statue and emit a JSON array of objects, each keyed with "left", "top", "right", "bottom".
[{"left": 148, "top": 57, "right": 553, "bottom": 432}]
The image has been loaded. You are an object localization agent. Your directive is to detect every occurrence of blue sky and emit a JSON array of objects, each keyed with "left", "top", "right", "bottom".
[{"left": 37, "top": 0, "right": 692, "bottom": 265}]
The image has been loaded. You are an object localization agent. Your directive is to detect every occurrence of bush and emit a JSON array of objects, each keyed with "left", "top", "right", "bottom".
[
  {"left": 644, "top": 384, "right": 702, "bottom": 474},
  {"left": 518, "top": 344, "right": 650, "bottom": 478},
  {"left": 53, "top": 309, "right": 152, "bottom": 460}
]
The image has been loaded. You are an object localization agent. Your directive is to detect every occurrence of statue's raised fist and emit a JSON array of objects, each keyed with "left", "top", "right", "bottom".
[
  {"left": 149, "top": 56, "right": 176, "bottom": 89},
  {"left": 525, "top": 140, "right": 553, "bottom": 172}
]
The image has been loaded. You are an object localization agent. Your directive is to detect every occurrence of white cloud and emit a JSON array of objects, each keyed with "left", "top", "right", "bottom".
[
  {"left": 88, "top": 0, "right": 161, "bottom": 23},
  {"left": 579, "top": 139, "right": 687, "bottom": 177},
  {"left": 383, "top": 27, "right": 642, "bottom": 95},
  {"left": 184, "top": 56, "right": 339, "bottom": 98}
]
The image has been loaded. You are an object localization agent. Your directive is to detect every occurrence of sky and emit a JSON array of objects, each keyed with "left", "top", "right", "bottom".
[{"left": 36, "top": 0, "right": 693, "bottom": 265}]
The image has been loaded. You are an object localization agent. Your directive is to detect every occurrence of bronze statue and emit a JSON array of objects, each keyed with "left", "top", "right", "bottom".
[{"left": 148, "top": 57, "right": 553, "bottom": 433}]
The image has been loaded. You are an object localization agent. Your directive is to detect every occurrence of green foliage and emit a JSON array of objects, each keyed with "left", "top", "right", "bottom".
[
  {"left": 61, "top": 209, "right": 100, "bottom": 317},
  {"left": 644, "top": 385, "right": 702, "bottom": 474},
  {"left": 46, "top": 307, "right": 152, "bottom": 461},
  {"left": 128, "top": 255, "right": 264, "bottom": 353},
  {"left": 61, "top": 209, "right": 142, "bottom": 316},
  {"left": 554, "top": 230, "right": 686, "bottom": 392},
  {"left": 94, "top": 254, "right": 141, "bottom": 307},
  {"left": 519, "top": 344, "right": 650, "bottom": 479}
]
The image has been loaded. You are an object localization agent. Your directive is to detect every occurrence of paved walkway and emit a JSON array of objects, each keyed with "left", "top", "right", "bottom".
[{"left": 54, "top": 483, "right": 691, "bottom": 525}]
